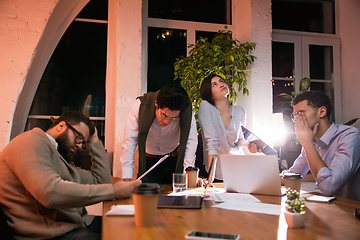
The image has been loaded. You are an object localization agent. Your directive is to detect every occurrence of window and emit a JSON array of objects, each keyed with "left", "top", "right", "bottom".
[
  {"left": 26, "top": 0, "right": 108, "bottom": 143},
  {"left": 272, "top": 0, "right": 340, "bottom": 146},
  {"left": 272, "top": 0, "right": 335, "bottom": 34},
  {"left": 144, "top": 0, "right": 233, "bottom": 92},
  {"left": 148, "top": 0, "right": 231, "bottom": 24},
  {"left": 272, "top": 33, "right": 340, "bottom": 143}
]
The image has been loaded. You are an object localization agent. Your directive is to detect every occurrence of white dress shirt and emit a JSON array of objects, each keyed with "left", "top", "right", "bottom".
[{"left": 116, "top": 99, "right": 198, "bottom": 178}]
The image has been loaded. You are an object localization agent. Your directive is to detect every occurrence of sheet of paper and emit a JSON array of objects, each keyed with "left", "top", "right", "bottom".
[
  {"left": 207, "top": 192, "right": 261, "bottom": 203},
  {"left": 212, "top": 199, "right": 282, "bottom": 216},
  {"left": 306, "top": 195, "right": 336, "bottom": 203},
  {"left": 105, "top": 204, "right": 135, "bottom": 216},
  {"left": 137, "top": 154, "right": 170, "bottom": 180},
  {"left": 168, "top": 187, "right": 210, "bottom": 197}
]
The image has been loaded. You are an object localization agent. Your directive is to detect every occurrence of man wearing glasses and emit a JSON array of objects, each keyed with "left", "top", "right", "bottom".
[
  {"left": 0, "top": 111, "right": 141, "bottom": 240},
  {"left": 115, "top": 84, "right": 198, "bottom": 184},
  {"left": 283, "top": 91, "right": 360, "bottom": 201}
]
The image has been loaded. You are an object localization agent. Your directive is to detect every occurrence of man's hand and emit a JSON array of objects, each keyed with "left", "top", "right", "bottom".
[
  {"left": 294, "top": 112, "right": 319, "bottom": 145},
  {"left": 87, "top": 127, "right": 100, "bottom": 143},
  {"left": 113, "top": 179, "right": 142, "bottom": 199}
]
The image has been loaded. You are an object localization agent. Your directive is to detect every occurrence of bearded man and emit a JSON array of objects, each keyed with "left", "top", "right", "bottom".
[{"left": 0, "top": 111, "right": 140, "bottom": 240}]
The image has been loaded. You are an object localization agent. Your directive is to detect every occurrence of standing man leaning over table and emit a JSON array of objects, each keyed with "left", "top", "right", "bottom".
[
  {"left": 282, "top": 91, "right": 360, "bottom": 201},
  {"left": 114, "top": 84, "right": 198, "bottom": 184},
  {"left": 0, "top": 111, "right": 141, "bottom": 240}
]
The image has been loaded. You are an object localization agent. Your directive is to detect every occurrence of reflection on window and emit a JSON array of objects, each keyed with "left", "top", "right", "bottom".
[
  {"left": 147, "top": 27, "right": 186, "bottom": 92},
  {"left": 272, "top": 79, "right": 294, "bottom": 114},
  {"left": 310, "top": 45, "right": 333, "bottom": 80},
  {"left": 148, "top": 0, "right": 231, "bottom": 24},
  {"left": 272, "top": 0, "right": 335, "bottom": 34},
  {"left": 272, "top": 42, "right": 294, "bottom": 78}
]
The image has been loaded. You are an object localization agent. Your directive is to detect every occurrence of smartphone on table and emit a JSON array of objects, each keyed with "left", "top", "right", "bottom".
[{"left": 185, "top": 231, "right": 240, "bottom": 240}]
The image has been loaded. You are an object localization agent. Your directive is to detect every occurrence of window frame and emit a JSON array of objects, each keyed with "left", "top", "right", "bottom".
[
  {"left": 272, "top": 29, "right": 342, "bottom": 123},
  {"left": 141, "top": 0, "right": 234, "bottom": 94}
]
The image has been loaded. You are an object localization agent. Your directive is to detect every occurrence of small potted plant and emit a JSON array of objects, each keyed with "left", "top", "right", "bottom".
[{"left": 284, "top": 188, "right": 306, "bottom": 228}]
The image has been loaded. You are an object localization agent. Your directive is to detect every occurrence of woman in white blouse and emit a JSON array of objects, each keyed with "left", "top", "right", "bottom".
[{"left": 198, "top": 73, "right": 258, "bottom": 181}]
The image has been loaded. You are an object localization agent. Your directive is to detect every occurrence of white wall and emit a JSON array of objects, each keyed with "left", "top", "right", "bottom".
[
  {"left": 234, "top": 0, "right": 273, "bottom": 143},
  {"left": 338, "top": 0, "right": 360, "bottom": 129}
]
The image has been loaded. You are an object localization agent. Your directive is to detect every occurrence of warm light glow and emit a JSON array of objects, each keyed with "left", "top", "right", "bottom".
[
  {"left": 272, "top": 113, "right": 286, "bottom": 146},
  {"left": 277, "top": 197, "right": 288, "bottom": 240}
]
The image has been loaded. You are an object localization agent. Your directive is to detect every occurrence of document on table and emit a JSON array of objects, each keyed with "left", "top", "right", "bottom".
[
  {"left": 306, "top": 195, "right": 336, "bottom": 203},
  {"left": 212, "top": 199, "right": 282, "bottom": 216},
  {"left": 105, "top": 204, "right": 135, "bottom": 216},
  {"left": 168, "top": 187, "right": 261, "bottom": 203}
]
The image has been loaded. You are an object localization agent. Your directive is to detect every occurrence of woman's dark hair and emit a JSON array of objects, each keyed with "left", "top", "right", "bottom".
[
  {"left": 200, "top": 73, "right": 229, "bottom": 106},
  {"left": 292, "top": 91, "right": 332, "bottom": 119},
  {"left": 156, "top": 84, "right": 190, "bottom": 111},
  {"left": 49, "top": 111, "right": 95, "bottom": 136}
]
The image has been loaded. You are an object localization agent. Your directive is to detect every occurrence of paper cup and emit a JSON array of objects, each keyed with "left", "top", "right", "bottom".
[
  {"left": 132, "top": 183, "right": 160, "bottom": 227},
  {"left": 282, "top": 172, "right": 302, "bottom": 193},
  {"left": 185, "top": 166, "right": 199, "bottom": 188}
]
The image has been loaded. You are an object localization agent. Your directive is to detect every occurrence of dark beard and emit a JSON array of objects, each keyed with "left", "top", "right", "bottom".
[{"left": 56, "top": 130, "right": 77, "bottom": 163}]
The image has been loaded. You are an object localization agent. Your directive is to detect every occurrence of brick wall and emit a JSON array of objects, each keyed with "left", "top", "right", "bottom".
[{"left": 0, "top": 0, "right": 58, "bottom": 150}]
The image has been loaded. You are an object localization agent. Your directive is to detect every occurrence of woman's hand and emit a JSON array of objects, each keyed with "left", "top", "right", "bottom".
[
  {"left": 197, "top": 178, "right": 208, "bottom": 187},
  {"left": 247, "top": 143, "right": 262, "bottom": 154}
]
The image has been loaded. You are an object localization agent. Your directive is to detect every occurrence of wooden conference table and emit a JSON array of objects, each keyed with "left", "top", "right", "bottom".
[{"left": 102, "top": 183, "right": 360, "bottom": 240}]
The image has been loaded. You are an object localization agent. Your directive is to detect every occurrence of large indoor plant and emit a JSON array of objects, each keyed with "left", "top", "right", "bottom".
[{"left": 173, "top": 27, "right": 257, "bottom": 121}]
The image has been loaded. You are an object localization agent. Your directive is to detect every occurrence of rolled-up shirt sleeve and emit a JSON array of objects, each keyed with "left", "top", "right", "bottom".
[
  {"left": 286, "top": 148, "right": 310, "bottom": 178},
  {"left": 116, "top": 99, "right": 141, "bottom": 179},
  {"left": 315, "top": 130, "right": 360, "bottom": 196}
]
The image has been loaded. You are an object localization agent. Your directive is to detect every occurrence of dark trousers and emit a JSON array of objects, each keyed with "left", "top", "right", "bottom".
[
  {"left": 146, "top": 154, "right": 177, "bottom": 184},
  {"left": 52, "top": 216, "right": 102, "bottom": 240}
]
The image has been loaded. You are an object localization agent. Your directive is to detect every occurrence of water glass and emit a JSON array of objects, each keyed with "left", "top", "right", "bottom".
[{"left": 172, "top": 173, "right": 188, "bottom": 193}]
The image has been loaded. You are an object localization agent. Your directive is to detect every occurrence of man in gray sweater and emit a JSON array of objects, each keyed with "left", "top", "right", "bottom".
[{"left": 0, "top": 111, "right": 141, "bottom": 240}]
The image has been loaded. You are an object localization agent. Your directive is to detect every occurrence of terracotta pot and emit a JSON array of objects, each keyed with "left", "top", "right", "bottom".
[{"left": 284, "top": 211, "right": 306, "bottom": 228}]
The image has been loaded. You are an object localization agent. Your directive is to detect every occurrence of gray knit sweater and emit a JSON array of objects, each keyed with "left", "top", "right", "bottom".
[{"left": 0, "top": 128, "right": 114, "bottom": 239}]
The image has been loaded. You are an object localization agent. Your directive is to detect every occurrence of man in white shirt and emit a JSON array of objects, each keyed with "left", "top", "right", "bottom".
[{"left": 114, "top": 84, "right": 198, "bottom": 184}]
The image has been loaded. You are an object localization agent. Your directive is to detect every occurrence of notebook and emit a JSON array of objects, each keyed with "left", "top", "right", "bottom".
[
  {"left": 220, "top": 154, "right": 284, "bottom": 196},
  {"left": 157, "top": 195, "right": 203, "bottom": 209}
]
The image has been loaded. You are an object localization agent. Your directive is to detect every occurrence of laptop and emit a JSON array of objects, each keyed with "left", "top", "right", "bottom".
[
  {"left": 220, "top": 154, "right": 284, "bottom": 196},
  {"left": 157, "top": 156, "right": 217, "bottom": 209}
]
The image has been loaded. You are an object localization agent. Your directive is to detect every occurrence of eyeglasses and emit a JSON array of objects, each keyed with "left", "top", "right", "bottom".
[
  {"left": 65, "top": 122, "right": 86, "bottom": 149},
  {"left": 290, "top": 110, "right": 305, "bottom": 122},
  {"left": 158, "top": 108, "right": 179, "bottom": 121}
]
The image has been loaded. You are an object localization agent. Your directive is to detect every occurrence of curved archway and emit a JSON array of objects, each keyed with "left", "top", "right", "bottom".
[{"left": 10, "top": 0, "right": 89, "bottom": 140}]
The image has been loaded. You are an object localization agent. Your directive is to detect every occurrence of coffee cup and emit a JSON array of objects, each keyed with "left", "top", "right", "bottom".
[
  {"left": 132, "top": 183, "right": 160, "bottom": 227},
  {"left": 282, "top": 172, "right": 302, "bottom": 193},
  {"left": 185, "top": 166, "right": 199, "bottom": 188}
]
